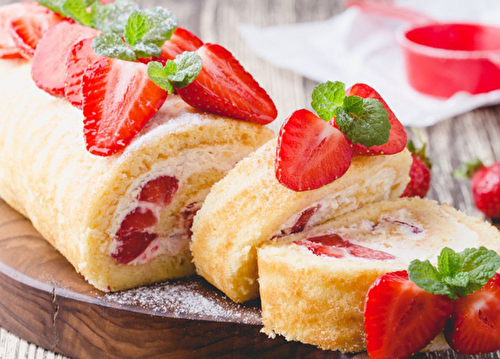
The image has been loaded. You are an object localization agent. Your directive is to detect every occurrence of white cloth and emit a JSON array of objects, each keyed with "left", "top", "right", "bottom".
[{"left": 239, "top": 0, "right": 500, "bottom": 127}]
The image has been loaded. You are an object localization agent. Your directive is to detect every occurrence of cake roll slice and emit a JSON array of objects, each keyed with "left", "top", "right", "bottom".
[
  {"left": 258, "top": 198, "right": 500, "bottom": 352},
  {"left": 0, "top": 59, "right": 274, "bottom": 291},
  {"left": 191, "top": 139, "right": 412, "bottom": 302}
]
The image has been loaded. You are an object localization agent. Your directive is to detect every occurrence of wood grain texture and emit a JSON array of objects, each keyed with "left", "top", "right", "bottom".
[{"left": 0, "top": 0, "right": 500, "bottom": 358}]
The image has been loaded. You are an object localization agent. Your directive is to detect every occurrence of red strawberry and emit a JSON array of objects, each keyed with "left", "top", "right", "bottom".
[
  {"left": 32, "top": 21, "right": 100, "bottom": 96},
  {"left": 0, "top": 2, "right": 47, "bottom": 58},
  {"left": 138, "top": 175, "right": 179, "bottom": 206},
  {"left": 336, "top": 83, "right": 407, "bottom": 156},
  {"left": 82, "top": 58, "right": 168, "bottom": 156},
  {"left": 275, "top": 109, "right": 353, "bottom": 191},
  {"left": 290, "top": 205, "right": 320, "bottom": 234},
  {"left": 64, "top": 37, "right": 101, "bottom": 109},
  {"left": 454, "top": 159, "right": 500, "bottom": 218},
  {"left": 175, "top": 43, "right": 277, "bottom": 125},
  {"left": 401, "top": 139, "right": 432, "bottom": 198},
  {"left": 364, "top": 271, "right": 453, "bottom": 359},
  {"left": 159, "top": 27, "right": 203, "bottom": 62},
  {"left": 445, "top": 274, "right": 500, "bottom": 354},
  {"left": 296, "top": 233, "right": 395, "bottom": 260},
  {"left": 9, "top": 12, "right": 62, "bottom": 59},
  {"left": 111, "top": 206, "right": 158, "bottom": 264}
]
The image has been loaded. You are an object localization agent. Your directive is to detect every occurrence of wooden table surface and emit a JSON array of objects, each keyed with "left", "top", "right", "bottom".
[{"left": 1, "top": 0, "right": 500, "bottom": 358}]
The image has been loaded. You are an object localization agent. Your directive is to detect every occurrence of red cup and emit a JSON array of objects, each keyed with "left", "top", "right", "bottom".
[
  {"left": 348, "top": 1, "right": 500, "bottom": 98},
  {"left": 398, "top": 23, "right": 500, "bottom": 98}
]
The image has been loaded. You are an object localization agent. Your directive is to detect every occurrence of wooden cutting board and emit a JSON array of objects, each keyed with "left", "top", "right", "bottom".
[{"left": 0, "top": 198, "right": 497, "bottom": 359}]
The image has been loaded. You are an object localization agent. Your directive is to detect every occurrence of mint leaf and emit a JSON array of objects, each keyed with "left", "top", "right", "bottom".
[
  {"left": 147, "top": 52, "right": 201, "bottom": 94},
  {"left": 169, "top": 51, "right": 202, "bottom": 88},
  {"left": 131, "top": 42, "right": 161, "bottom": 59},
  {"left": 63, "top": 0, "right": 92, "bottom": 26},
  {"left": 92, "top": 33, "right": 136, "bottom": 61},
  {"left": 335, "top": 96, "right": 391, "bottom": 147},
  {"left": 408, "top": 247, "right": 500, "bottom": 300},
  {"left": 125, "top": 11, "right": 150, "bottom": 45},
  {"left": 139, "top": 7, "right": 177, "bottom": 47},
  {"left": 408, "top": 259, "right": 457, "bottom": 299},
  {"left": 90, "top": 0, "right": 139, "bottom": 34},
  {"left": 311, "top": 81, "right": 345, "bottom": 121},
  {"left": 148, "top": 61, "right": 175, "bottom": 94},
  {"left": 438, "top": 247, "right": 461, "bottom": 278},
  {"left": 461, "top": 247, "right": 500, "bottom": 288},
  {"left": 38, "top": 0, "right": 68, "bottom": 15}
]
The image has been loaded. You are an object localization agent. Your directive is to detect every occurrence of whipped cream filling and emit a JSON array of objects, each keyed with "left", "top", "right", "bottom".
[
  {"left": 275, "top": 169, "right": 397, "bottom": 237},
  {"left": 105, "top": 146, "right": 244, "bottom": 265},
  {"left": 305, "top": 208, "right": 480, "bottom": 263}
]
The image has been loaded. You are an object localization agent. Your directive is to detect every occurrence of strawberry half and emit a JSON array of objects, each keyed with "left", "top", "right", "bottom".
[
  {"left": 445, "top": 274, "right": 500, "bottom": 354},
  {"left": 32, "top": 21, "right": 100, "bottom": 96},
  {"left": 82, "top": 58, "right": 168, "bottom": 156},
  {"left": 159, "top": 27, "right": 203, "bottom": 62},
  {"left": 0, "top": 2, "right": 47, "bottom": 58},
  {"left": 64, "top": 37, "right": 101, "bottom": 109},
  {"left": 9, "top": 12, "right": 62, "bottom": 59},
  {"left": 338, "top": 83, "right": 407, "bottom": 156},
  {"left": 364, "top": 271, "right": 453, "bottom": 359},
  {"left": 275, "top": 109, "right": 353, "bottom": 191},
  {"left": 176, "top": 43, "right": 277, "bottom": 125}
]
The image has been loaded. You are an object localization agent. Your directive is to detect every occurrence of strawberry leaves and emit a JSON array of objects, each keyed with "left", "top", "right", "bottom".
[
  {"left": 409, "top": 247, "right": 500, "bottom": 300},
  {"left": 311, "top": 80, "right": 391, "bottom": 148},
  {"left": 147, "top": 51, "right": 202, "bottom": 94}
]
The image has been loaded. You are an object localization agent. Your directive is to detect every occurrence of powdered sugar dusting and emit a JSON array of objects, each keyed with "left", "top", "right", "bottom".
[{"left": 103, "top": 277, "right": 262, "bottom": 325}]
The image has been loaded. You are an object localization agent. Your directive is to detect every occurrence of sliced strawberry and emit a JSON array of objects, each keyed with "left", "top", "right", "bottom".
[
  {"left": 138, "top": 175, "right": 179, "bottom": 206},
  {"left": 0, "top": 2, "right": 47, "bottom": 58},
  {"left": 159, "top": 27, "right": 203, "bottom": 62},
  {"left": 82, "top": 58, "right": 168, "bottom": 156},
  {"left": 337, "top": 83, "right": 407, "bottom": 156},
  {"left": 275, "top": 109, "right": 353, "bottom": 191},
  {"left": 364, "top": 271, "right": 453, "bottom": 359},
  {"left": 32, "top": 22, "right": 100, "bottom": 96},
  {"left": 175, "top": 43, "right": 277, "bottom": 125},
  {"left": 64, "top": 37, "right": 101, "bottom": 109},
  {"left": 9, "top": 12, "right": 62, "bottom": 59},
  {"left": 111, "top": 206, "right": 158, "bottom": 265},
  {"left": 445, "top": 274, "right": 500, "bottom": 355},
  {"left": 290, "top": 205, "right": 320, "bottom": 234},
  {"left": 296, "top": 233, "right": 395, "bottom": 260}
]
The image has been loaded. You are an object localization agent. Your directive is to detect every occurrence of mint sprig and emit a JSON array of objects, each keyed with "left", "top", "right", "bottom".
[
  {"left": 310, "top": 81, "right": 391, "bottom": 148},
  {"left": 147, "top": 52, "right": 202, "bottom": 94},
  {"left": 409, "top": 247, "right": 500, "bottom": 300},
  {"left": 92, "top": 7, "right": 177, "bottom": 60}
]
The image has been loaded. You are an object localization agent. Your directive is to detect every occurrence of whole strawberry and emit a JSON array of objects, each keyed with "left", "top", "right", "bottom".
[
  {"left": 454, "top": 159, "right": 500, "bottom": 218},
  {"left": 401, "top": 139, "right": 432, "bottom": 198}
]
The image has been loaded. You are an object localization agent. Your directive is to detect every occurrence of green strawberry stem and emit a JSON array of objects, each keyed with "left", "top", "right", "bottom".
[{"left": 453, "top": 158, "right": 485, "bottom": 180}]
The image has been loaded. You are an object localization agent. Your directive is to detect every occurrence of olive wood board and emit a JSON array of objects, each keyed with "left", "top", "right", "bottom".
[{"left": 0, "top": 199, "right": 499, "bottom": 359}]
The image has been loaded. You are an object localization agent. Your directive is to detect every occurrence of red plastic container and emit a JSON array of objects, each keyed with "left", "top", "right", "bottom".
[
  {"left": 398, "top": 23, "right": 500, "bottom": 98},
  {"left": 348, "top": 1, "right": 500, "bottom": 98}
]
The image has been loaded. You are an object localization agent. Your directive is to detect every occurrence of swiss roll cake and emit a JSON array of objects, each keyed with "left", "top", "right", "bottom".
[
  {"left": 257, "top": 198, "right": 500, "bottom": 352},
  {"left": 191, "top": 139, "right": 412, "bottom": 302},
  {"left": 0, "top": 59, "right": 274, "bottom": 291}
]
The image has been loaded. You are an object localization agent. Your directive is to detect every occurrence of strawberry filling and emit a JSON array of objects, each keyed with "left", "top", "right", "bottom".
[
  {"left": 110, "top": 175, "right": 202, "bottom": 265},
  {"left": 111, "top": 206, "right": 158, "bottom": 264},
  {"left": 138, "top": 175, "right": 179, "bottom": 206},
  {"left": 271, "top": 204, "right": 323, "bottom": 240},
  {"left": 296, "top": 233, "right": 395, "bottom": 260}
]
